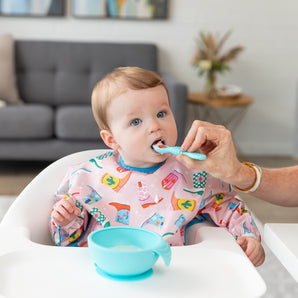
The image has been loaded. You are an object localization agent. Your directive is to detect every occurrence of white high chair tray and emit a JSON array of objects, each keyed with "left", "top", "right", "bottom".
[{"left": 0, "top": 225, "right": 266, "bottom": 298}]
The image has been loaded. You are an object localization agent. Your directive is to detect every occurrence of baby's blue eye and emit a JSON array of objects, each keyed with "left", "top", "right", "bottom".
[
  {"left": 157, "top": 111, "right": 166, "bottom": 118},
  {"left": 130, "top": 119, "right": 141, "bottom": 126}
]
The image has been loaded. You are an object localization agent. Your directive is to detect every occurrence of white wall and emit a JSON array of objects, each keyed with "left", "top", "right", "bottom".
[{"left": 1, "top": 0, "right": 297, "bottom": 156}]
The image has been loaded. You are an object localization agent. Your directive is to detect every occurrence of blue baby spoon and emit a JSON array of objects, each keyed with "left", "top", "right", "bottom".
[{"left": 153, "top": 143, "right": 206, "bottom": 160}]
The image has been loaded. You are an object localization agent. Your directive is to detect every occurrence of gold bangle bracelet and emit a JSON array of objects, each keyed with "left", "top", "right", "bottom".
[{"left": 232, "top": 162, "right": 262, "bottom": 193}]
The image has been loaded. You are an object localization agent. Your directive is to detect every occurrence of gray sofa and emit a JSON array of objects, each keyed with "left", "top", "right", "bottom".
[{"left": 0, "top": 40, "right": 187, "bottom": 161}]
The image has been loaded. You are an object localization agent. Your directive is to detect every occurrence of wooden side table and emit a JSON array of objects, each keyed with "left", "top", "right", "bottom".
[{"left": 188, "top": 92, "right": 254, "bottom": 158}]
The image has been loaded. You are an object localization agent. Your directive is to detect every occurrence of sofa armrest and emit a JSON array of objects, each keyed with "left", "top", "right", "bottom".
[{"left": 161, "top": 73, "right": 188, "bottom": 145}]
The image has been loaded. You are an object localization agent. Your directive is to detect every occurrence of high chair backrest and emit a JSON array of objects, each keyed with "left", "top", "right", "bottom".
[{"left": 1, "top": 149, "right": 106, "bottom": 245}]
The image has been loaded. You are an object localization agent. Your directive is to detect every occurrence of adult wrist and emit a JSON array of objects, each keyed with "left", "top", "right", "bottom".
[
  {"left": 232, "top": 162, "right": 262, "bottom": 193},
  {"left": 225, "top": 161, "right": 251, "bottom": 187}
]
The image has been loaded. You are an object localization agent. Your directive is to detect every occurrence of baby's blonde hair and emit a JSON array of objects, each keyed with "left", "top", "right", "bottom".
[{"left": 91, "top": 67, "right": 169, "bottom": 130}]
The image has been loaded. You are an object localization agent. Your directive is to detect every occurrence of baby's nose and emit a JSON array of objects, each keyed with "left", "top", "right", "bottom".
[{"left": 149, "top": 119, "right": 161, "bottom": 133}]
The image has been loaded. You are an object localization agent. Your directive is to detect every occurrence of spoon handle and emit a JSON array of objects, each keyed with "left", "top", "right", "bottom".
[
  {"left": 153, "top": 144, "right": 206, "bottom": 160},
  {"left": 182, "top": 151, "right": 206, "bottom": 160}
]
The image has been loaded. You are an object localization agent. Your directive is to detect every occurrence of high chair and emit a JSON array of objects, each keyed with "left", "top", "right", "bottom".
[{"left": 0, "top": 150, "right": 266, "bottom": 298}]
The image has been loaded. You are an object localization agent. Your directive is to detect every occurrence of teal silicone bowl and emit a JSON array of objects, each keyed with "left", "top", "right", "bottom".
[{"left": 88, "top": 227, "right": 171, "bottom": 278}]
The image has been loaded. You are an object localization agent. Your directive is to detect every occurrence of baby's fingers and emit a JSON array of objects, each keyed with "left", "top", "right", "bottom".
[
  {"left": 247, "top": 241, "right": 265, "bottom": 267},
  {"left": 52, "top": 209, "right": 66, "bottom": 224},
  {"left": 61, "top": 196, "right": 81, "bottom": 215},
  {"left": 236, "top": 237, "right": 248, "bottom": 251},
  {"left": 253, "top": 251, "right": 265, "bottom": 267},
  {"left": 54, "top": 202, "right": 73, "bottom": 220},
  {"left": 52, "top": 196, "right": 81, "bottom": 226},
  {"left": 240, "top": 237, "right": 265, "bottom": 267}
]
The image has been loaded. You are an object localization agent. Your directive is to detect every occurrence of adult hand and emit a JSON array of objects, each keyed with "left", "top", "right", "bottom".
[{"left": 177, "top": 120, "right": 243, "bottom": 184}]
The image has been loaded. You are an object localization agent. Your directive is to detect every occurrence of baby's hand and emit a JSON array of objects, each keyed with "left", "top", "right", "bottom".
[
  {"left": 237, "top": 236, "right": 265, "bottom": 267},
  {"left": 52, "top": 195, "right": 81, "bottom": 227}
]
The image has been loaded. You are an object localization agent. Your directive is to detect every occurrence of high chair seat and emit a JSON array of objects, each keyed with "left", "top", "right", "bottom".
[{"left": 0, "top": 150, "right": 266, "bottom": 298}]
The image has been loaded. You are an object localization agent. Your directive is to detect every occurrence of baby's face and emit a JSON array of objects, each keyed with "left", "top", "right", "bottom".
[{"left": 106, "top": 85, "right": 177, "bottom": 168}]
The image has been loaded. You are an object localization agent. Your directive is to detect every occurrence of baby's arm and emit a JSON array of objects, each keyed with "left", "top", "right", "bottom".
[
  {"left": 199, "top": 175, "right": 264, "bottom": 266},
  {"left": 201, "top": 195, "right": 265, "bottom": 266},
  {"left": 237, "top": 236, "right": 265, "bottom": 267},
  {"left": 50, "top": 195, "right": 88, "bottom": 246}
]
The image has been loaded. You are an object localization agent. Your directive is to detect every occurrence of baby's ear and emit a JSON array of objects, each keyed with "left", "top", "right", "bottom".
[{"left": 100, "top": 130, "right": 120, "bottom": 150}]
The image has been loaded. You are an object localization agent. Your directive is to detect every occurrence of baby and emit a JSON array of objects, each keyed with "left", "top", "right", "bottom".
[{"left": 49, "top": 67, "right": 265, "bottom": 267}]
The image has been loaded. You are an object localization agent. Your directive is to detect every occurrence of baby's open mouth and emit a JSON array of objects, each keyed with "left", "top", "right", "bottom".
[{"left": 151, "top": 138, "right": 165, "bottom": 150}]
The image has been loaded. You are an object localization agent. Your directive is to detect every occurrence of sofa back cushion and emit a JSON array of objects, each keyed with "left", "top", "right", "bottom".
[{"left": 15, "top": 41, "right": 158, "bottom": 106}]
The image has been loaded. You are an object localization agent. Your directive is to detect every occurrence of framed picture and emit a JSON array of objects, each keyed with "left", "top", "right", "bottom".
[
  {"left": 0, "top": 0, "right": 65, "bottom": 17},
  {"left": 72, "top": 0, "right": 168, "bottom": 19},
  {"left": 72, "top": 0, "right": 106, "bottom": 18}
]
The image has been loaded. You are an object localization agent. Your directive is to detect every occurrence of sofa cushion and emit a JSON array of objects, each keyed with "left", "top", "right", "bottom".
[
  {"left": 0, "top": 34, "right": 23, "bottom": 105},
  {"left": 56, "top": 106, "right": 100, "bottom": 140},
  {"left": 0, "top": 104, "right": 53, "bottom": 138},
  {"left": 15, "top": 41, "right": 157, "bottom": 106}
]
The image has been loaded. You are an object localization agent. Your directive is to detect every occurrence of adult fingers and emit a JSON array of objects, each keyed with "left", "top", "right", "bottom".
[
  {"left": 181, "top": 120, "right": 213, "bottom": 151},
  {"left": 181, "top": 121, "right": 227, "bottom": 153}
]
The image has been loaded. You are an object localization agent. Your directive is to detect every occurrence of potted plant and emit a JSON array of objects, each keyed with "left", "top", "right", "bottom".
[{"left": 191, "top": 31, "right": 244, "bottom": 98}]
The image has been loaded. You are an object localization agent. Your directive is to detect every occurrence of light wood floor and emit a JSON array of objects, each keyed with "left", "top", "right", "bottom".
[
  {"left": 0, "top": 156, "right": 297, "bottom": 224},
  {"left": 0, "top": 161, "right": 50, "bottom": 196}
]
